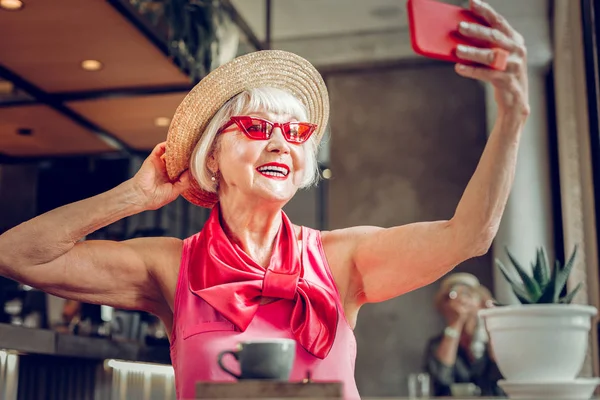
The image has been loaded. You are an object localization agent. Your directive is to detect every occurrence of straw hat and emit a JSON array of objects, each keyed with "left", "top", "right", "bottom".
[
  {"left": 164, "top": 50, "right": 330, "bottom": 208},
  {"left": 439, "top": 273, "right": 480, "bottom": 294}
]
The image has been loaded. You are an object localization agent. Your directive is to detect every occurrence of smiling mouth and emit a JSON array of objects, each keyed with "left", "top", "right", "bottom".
[{"left": 256, "top": 165, "right": 290, "bottom": 179}]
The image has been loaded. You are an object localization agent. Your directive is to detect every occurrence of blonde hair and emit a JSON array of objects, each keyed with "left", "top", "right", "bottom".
[{"left": 189, "top": 87, "right": 321, "bottom": 194}]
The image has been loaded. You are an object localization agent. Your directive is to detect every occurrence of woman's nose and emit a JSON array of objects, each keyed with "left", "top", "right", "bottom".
[{"left": 266, "top": 127, "right": 291, "bottom": 154}]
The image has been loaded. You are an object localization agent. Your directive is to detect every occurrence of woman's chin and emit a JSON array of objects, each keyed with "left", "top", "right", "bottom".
[{"left": 254, "top": 185, "right": 297, "bottom": 205}]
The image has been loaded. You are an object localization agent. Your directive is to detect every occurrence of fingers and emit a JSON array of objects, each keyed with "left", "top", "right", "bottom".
[
  {"left": 456, "top": 2, "right": 527, "bottom": 73},
  {"left": 455, "top": 63, "right": 503, "bottom": 83},
  {"left": 470, "top": 0, "right": 515, "bottom": 40},
  {"left": 173, "top": 170, "right": 192, "bottom": 193},
  {"left": 455, "top": 45, "right": 509, "bottom": 70},
  {"left": 458, "top": 22, "right": 520, "bottom": 54},
  {"left": 455, "top": 58, "right": 523, "bottom": 81},
  {"left": 457, "top": 24, "right": 527, "bottom": 63},
  {"left": 151, "top": 141, "right": 167, "bottom": 156},
  {"left": 151, "top": 142, "right": 167, "bottom": 164}
]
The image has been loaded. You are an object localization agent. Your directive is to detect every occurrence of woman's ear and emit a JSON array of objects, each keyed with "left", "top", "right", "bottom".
[{"left": 207, "top": 150, "right": 219, "bottom": 174}]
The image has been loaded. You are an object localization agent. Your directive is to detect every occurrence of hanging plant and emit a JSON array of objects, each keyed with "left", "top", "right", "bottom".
[
  {"left": 165, "top": 0, "right": 225, "bottom": 82},
  {"left": 128, "top": 0, "right": 225, "bottom": 83}
]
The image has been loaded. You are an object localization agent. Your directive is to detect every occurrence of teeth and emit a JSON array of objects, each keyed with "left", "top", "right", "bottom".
[
  {"left": 263, "top": 171, "right": 285, "bottom": 177},
  {"left": 257, "top": 165, "right": 289, "bottom": 177}
]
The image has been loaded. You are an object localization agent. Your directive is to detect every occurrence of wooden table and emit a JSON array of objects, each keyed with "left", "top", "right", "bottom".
[{"left": 196, "top": 381, "right": 343, "bottom": 399}]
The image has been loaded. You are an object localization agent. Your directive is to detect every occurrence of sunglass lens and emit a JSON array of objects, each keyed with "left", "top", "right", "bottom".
[
  {"left": 285, "top": 123, "right": 313, "bottom": 143},
  {"left": 237, "top": 118, "right": 269, "bottom": 139}
]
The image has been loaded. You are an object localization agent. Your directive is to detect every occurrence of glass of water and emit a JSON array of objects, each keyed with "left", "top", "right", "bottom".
[{"left": 408, "top": 372, "right": 431, "bottom": 398}]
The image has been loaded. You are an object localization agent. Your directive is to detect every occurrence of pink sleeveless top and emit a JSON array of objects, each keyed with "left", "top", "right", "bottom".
[{"left": 169, "top": 226, "right": 360, "bottom": 400}]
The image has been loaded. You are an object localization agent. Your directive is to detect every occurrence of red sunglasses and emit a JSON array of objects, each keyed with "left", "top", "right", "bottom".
[{"left": 217, "top": 116, "right": 317, "bottom": 144}]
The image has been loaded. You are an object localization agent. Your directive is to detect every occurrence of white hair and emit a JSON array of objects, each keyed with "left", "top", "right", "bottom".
[{"left": 190, "top": 87, "right": 321, "bottom": 194}]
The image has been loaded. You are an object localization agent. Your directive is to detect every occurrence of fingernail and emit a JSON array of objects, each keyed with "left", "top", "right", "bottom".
[
  {"left": 459, "top": 21, "right": 470, "bottom": 30},
  {"left": 457, "top": 64, "right": 467, "bottom": 71},
  {"left": 457, "top": 44, "right": 468, "bottom": 52},
  {"left": 472, "top": 0, "right": 482, "bottom": 6}
]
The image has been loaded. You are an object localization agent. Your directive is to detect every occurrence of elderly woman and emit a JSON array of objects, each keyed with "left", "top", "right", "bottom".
[
  {"left": 0, "top": 1, "right": 528, "bottom": 399},
  {"left": 424, "top": 273, "right": 502, "bottom": 397}
]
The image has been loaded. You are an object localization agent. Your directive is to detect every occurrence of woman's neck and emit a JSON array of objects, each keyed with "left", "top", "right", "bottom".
[{"left": 218, "top": 198, "right": 284, "bottom": 268}]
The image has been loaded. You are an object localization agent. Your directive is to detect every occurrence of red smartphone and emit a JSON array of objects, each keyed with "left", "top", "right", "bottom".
[{"left": 406, "top": 0, "right": 508, "bottom": 71}]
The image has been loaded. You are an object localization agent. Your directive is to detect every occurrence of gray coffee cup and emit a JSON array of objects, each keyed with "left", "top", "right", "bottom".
[{"left": 217, "top": 339, "right": 296, "bottom": 380}]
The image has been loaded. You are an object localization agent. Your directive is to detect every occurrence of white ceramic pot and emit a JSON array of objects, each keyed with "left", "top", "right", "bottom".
[{"left": 479, "top": 304, "right": 597, "bottom": 382}]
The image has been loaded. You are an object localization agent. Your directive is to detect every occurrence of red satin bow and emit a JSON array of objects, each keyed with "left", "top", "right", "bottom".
[{"left": 188, "top": 205, "right": 338, "bottom": 359}]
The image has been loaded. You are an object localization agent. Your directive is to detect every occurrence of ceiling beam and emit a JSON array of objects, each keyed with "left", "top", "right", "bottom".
[
  {"left": 0, "top": 150, "right": 131, "bottom": 164},
  {"left": 0, "top": 99, "right": 38, "bottom": 109},
  {"left": 52, "top": 84, "right": 194, "bottom": 103},
  {"left": 0, "top": 64, "right": 133, "bottom": 154}
]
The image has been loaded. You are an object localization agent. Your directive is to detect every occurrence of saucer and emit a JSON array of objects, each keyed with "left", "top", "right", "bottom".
[{"left": 498, "top": 378, "right": 600, "bottom": 399}]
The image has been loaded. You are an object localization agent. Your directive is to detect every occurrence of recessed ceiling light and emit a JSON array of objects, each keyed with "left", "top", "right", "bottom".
[
  {"left": 16, "top": 128, "right": 33, "bottom": 136},
  {"left": 81, "top": 59, "right": 103, "bottom": 71},
  {"left": 0, "top": 80, "right": 14, "bottom": 94},
  {"left": 0, "top": 0, "right": 24, "bottom": 11},
  {"left": 154, "top": 117, "right": 171, "bottom": 127}
]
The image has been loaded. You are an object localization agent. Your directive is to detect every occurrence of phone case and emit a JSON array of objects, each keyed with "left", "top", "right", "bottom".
[{"left": 406, "top": 0, "right": 508, "bottom": 71}]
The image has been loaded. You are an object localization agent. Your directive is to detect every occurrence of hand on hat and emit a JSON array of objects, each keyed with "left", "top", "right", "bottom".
[
  {"left": 453, "top": 0, "right": 529, "bottom": 119},
  {"left": 131, "top": 142, "right": 191, "bottom": 210}
]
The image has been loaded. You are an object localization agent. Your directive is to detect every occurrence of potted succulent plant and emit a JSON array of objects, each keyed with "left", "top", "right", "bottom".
[{"left": 479, "top": 246, "right": 597, "bottom": 382}]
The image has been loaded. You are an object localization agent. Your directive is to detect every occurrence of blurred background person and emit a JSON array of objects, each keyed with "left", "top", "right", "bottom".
[{"left": 424, "top": 273, "right": 504, "bottom": 397}]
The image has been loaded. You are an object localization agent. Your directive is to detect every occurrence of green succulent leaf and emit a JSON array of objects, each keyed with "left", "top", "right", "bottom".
[
  {"left": 534, "top": 247, "right": 550, "bottom": 287},
  {"left": 496, "top": 259, "right": 519, "bottom": 285},
  {"left": 531, "top": 258, "right": 548, "bottom": 294},
  {"left": 505, "top": 248, "right": 542, "bottom": 301},
  {"left": 495, "top": 260, "right": 533, "bottom": 304},
  {"left": 560, "top": 282, "right": 583, "bottom": 304},
  {"left": 499, "top": 245, "right": 582, "bottom": 305},
  {"left": 553, "top": 246, "right": 579, "bottom": 302},
  {"left": 536, "top": 257, "right": 560, "bottom": 303},
  {"left": 512, "top": 289, "right": 534, "bottom": 304}
]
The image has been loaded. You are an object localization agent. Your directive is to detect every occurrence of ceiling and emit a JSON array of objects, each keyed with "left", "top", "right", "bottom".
[
  {"left": 0, "top": 0, "right": 551, "bottom": 160},
  {"left": 0, "top": 105, "right": 114, "bottom": 156},
  {"left": 0, "top": 0, "right": 193, "bottom": 159},
  {"left": 0, "top": 0, "right": 190, "bottom": 93},
  {"left": 67, "top": 92, "right": 187, "bottom": 151}
]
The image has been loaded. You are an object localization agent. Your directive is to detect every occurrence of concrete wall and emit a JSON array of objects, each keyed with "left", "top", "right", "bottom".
[{"left": 325, "top": 63, "right": 493, "bottom": 397}]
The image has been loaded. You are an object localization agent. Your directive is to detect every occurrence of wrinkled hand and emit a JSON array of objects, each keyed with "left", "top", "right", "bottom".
[
  {"left": 443, "top": 295, "right": 479, "bottom": 327},
  {"left": 454, "top": 0, "right": 530, "bottom": 119},
  {"left": 131, "top": 142, "right": 191, "bottom": 210}
]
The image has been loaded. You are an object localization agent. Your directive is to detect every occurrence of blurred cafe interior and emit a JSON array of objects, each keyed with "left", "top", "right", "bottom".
[{"left": 1, "top": 0, "right": 600, "bottom": 399}]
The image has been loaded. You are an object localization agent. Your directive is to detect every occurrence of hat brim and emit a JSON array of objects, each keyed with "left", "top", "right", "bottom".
[{"left": 165, "top": 50, "right": 330, "bottom": 208}]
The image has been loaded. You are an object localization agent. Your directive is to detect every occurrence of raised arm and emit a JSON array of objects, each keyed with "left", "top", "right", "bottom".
[
  {"left": 328, "top": 0, "right": 530, "bottom": 306},
  {"left": 0, "top": 143, "right": 190, "bottom": 315}
]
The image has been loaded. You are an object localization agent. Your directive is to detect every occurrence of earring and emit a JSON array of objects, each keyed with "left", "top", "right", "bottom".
[{"left": 211, "top": 175, "right": 216, "bottom": 182}]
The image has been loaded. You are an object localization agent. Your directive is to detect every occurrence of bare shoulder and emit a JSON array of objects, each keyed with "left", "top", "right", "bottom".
[
  {"left": 123, "top": 236, "right": 184, "bottom": 306},
  {"left": 319, "top": 226, "right": 381, "bottom": 284},
  {"left": 318, "top": 227, "right": 382, "bottom": 320}
]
